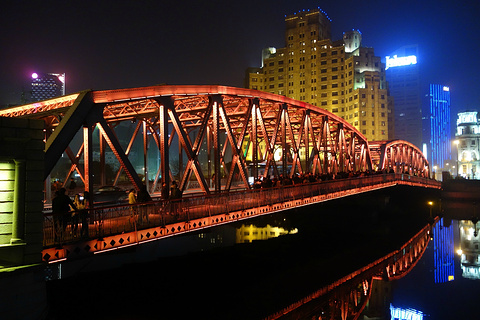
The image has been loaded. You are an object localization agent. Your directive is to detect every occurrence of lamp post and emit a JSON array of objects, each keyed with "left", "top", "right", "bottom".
[{"left": 454, "top": 140, "right": 460, "bottom": 177}]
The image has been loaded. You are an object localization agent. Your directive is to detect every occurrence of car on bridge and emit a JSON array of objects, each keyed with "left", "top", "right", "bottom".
[{"left": 93, "top": 185, "right": 128, "bottom": 204}]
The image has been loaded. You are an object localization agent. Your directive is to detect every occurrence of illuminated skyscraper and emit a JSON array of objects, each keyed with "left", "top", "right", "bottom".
[
  {"left": 245, "top": 8, "right": 393, "bottom": 142},
  {"left": 30, "top": 72, "right": 65, "bottom": 102},
  {"left": 425, "top": 84, "right": 451, "bottom": 169},
  {"left": 385, "top": 45, "right": 422, "bottom": 149}
]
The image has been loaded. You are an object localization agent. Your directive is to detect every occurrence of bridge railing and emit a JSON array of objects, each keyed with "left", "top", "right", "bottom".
[{"left": 43, "top": 173, "right": 439, "bottom": 247}]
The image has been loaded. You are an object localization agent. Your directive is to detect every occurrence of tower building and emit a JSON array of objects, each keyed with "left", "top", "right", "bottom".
[
  {"left": 425, "top": 84, "right": 451, "bottom": 169},
  {"left": 245, "top": 8, "right": 393, "bottom": 142},
  {"left": 385, "top": 45, "right": 422, "bottom": 149},
  {"left": 31, "top": 72, "right": 65, "bottom": 102}
]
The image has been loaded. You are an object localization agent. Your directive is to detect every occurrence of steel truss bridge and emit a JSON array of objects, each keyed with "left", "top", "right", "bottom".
[{"left": 0, "top": 85, "right": 440, "bottom": 263}]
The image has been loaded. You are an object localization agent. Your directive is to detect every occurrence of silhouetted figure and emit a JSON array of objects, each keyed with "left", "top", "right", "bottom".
[
  {"left": 137, "top": 185, "right": 152, "bottom": 224},
  {"left": 52, "top": 188, "right": 77, "bottom": 245}
]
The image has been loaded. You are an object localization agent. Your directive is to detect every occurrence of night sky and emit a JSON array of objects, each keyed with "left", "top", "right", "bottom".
[{"left": 1, "top": 0, "right": 479, "bottom": 117}]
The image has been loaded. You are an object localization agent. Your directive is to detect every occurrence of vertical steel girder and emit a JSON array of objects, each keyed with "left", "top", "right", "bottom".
[
  {"left": 158, "top": 98, "right": 170, "bottom": 192},
  {"left": 83, "top": 125, "right": 93, "bottom": 198},
  {"left": 281, "top": 104, "right": 288, "bottom": 177},
  {"left": 252, "top": 100, "right": 258, "bottom": 180},
  {"left": 212, "top": 96, "right": 221, "bottom": 192}
]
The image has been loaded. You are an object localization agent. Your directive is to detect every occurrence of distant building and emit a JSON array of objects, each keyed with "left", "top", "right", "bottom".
[
  {"left": 385, "top": 45, "right": 422, "bottom": 149},
  {"left": 425, "top": 84, "right": 451, "bottom": 169},
  {"left": 455, "top": 111, "right": 480, "bottom": 179},
  {"left": 245, "top": 8, "right": 393, "bottom": 142},
  {"left": 31, "top": 72, "right": 65, "bottom": 102}
]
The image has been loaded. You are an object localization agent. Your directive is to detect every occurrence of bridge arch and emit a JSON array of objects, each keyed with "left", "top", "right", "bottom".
[
  {"left": 0, "top": 85, "right": 376, "bottom": 196},
  {"left": 368, "top": 140, "right": 430, "bottom": 178}
]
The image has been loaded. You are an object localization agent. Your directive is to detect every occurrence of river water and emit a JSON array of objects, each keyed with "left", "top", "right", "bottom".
[{"left": 45, "top": 186, "right": 478, "bottom": 319}]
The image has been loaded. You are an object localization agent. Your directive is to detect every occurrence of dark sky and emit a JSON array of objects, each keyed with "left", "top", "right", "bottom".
[{"left": 1, "top": 0, "right": 479, "bottom": 116}]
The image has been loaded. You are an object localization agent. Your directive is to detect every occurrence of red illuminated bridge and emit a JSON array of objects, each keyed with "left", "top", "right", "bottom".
[{"left": 0, "top": 85, "right": 441, "bottom": 262}]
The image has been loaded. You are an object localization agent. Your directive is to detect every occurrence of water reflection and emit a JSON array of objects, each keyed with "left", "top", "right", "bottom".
[
  {"left": 236, "top": 224, "right": 298, "bottom": 243},
  {"left": 264, "top": 221, "right": 433, "bottom": 320},
  {"left": 458, "top": 219, "right": 480, "bottom": 279},
  {"left": 266, "top": 215, "right": 480, "bottom": 320}
]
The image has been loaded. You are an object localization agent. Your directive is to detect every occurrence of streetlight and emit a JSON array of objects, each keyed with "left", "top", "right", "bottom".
[{"left": 454, "top": 140, "right": 459, "bottom": 177}]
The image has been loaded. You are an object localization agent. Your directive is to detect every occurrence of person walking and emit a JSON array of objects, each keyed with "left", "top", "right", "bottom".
[
  {"left": 128, "top": 189, "right": 137, "bottom": 228},
  {"left": 72, "top": 194, "right": 83, "bottom": 237}
]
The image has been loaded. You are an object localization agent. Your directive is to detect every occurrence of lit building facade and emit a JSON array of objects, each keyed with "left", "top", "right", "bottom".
[
  {"left": 455, "top": 111, "right": 480, "bottom": 179},
  {"left": 385, "top": 45, "right": 422, "bottom": 149},
  {"left": 245, "top": 8, "right": 393, "bottom": 142},
  {"left": 31, "top": 72, "right": 65, "bottom": 102},
  {"left": 424, "top": 84, "right": 451, "bottom": 169}
]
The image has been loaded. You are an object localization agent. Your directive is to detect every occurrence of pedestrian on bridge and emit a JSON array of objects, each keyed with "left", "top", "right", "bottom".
[
  {"left": 52, "top": 188, "right": 77, "bottom": 246},
  {"left": 129, "top": 188, "right": 137, "bottom": 227},
  {"left": 170, "top": 181, "right": 182, "bottom": 219},
  {"left": 137, "top": 185, "right": 152, "bottom": 225}
]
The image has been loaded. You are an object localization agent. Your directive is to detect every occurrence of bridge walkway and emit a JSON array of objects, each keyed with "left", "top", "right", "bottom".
[{"left": 41, "top": 173, "right": 441, "bottom": 263}]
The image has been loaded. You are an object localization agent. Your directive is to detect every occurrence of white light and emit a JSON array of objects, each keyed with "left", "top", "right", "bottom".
[
  {"left": 385, "top": 55, "right": 417, "bottom": 70},
  {"left": 443, "top": 86, "right": 449, "bottom": 91}
]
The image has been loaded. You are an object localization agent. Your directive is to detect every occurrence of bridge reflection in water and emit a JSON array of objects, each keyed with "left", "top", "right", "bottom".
[{"left": 265, "top": 219, "right": 434, "bottom": 320}]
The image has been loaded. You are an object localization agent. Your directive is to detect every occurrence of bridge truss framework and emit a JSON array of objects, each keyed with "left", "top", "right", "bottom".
[{"left": 0, "top": 85, "right": 431, "bottom": 198}]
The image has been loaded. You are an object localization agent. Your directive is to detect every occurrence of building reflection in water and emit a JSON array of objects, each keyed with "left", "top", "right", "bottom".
[
  {"left": 458, "top": 219, "right": 480, "bottom": 279},
  {"left": 433, "top": 218, "right": 455, "bottom": 283},
  {"left": 389, "top": 304, "right": 424, "bottom": 320},
  {"left": 235, "top": 223, "right": 298, "bottom": 243}
]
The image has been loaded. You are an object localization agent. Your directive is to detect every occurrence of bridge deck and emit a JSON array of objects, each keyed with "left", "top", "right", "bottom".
[{"left": 42, "top": 174, "right": 440, "bottom": 263}]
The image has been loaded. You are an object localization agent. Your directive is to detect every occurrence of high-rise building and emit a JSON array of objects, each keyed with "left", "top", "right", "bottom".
[
  {"left": 385, "top": 45, "right": 422, "bottom": 149},
  {"left": 424, "top": 84, "right": 451, "bottom": 169},
  {"left": 245, "top": 8, "right": 393, "bottom": 142},
  {"left": 31, "top": 72, "right": 65, "bottom": 102},
  {"left": 455, "top": 111, "right": 480, "bottom": 179}
]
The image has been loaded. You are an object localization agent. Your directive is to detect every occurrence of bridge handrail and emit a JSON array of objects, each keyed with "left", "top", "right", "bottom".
[{"left": 43, "top": 173, "right": 440, "bottom": 247}]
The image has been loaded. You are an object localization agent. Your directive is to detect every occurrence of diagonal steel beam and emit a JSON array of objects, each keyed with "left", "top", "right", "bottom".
[
  {"left": 97, "top": 117, "right": 143, "bottom": 190},
  {"left": 44, "top": 90, "right": 95, "bottom": 180}
]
